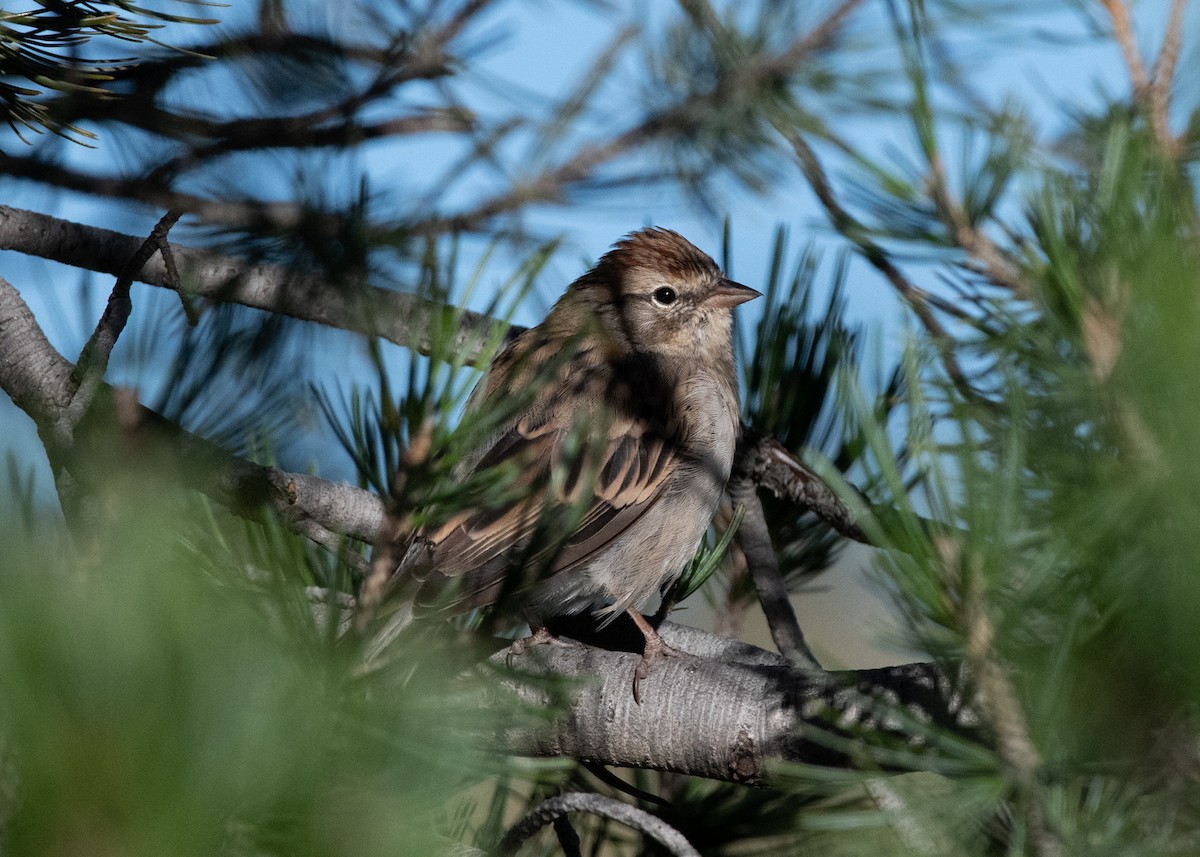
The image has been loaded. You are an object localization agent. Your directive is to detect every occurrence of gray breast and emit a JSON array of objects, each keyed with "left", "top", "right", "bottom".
[{"left": 528, "top": 368, "right": 740, "bottom": 620}]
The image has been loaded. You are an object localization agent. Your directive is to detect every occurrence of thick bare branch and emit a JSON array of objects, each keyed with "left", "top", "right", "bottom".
[
  {"left": 0, "top": 276, "right": 75, "bottom": 446},
  {"left": 0, "top": 205, "right": 508, "bottom": 362},
  {"left": 0, "top": 273, "right": 385, "bottom": 545},
  {"left": 500, "top": 622, "right": 979, "bottom": 787}
]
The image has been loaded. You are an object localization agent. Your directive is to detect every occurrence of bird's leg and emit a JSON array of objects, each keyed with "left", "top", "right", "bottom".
[
  {"left": 505, "top": 622, "right": 585, "bottom": 668},
  {"left": 627, "top": 609, "right": 686, "bottom": 704}
]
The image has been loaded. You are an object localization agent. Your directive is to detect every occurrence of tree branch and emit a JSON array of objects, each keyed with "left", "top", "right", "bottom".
[
  {"left": 0, "top": 205, "right": 508, "bottom": 362},
  {"left": 145, "top": 109, "right": 475, "bottom": 183},
  {"left": 1150, "top": 0, "right": 1188, "bottom": 155},
  {"left": 0, "top": 276, "right": 76, "bottom": 447},
  {"left": 736, "top": 427, "right": 868, "bottom": 544},
  {"left": 1098, "top": 0, "right": 1186, "bottom": 155},
  {"left": 926, "top": 152, "right": 1029, "bottom": 298},
  {"left": 414, "top": 1, "right": 865, "bottom": 236},
  {"left": 498, "top": 793, "right": 698, "bottom": 857},
  {"left": 0, "top": 152, "right": 339, "bottom": 235},
  {"left": 500, "top": 621, "right": 980, "bottom": 787},
  {"left": 777, "top": 126, "right": 987, "bottom": 403},
  {"left": 67, "top": 209, "right": 183, "bottom": 430},
  {"left": 0, "top": 273, "right": 385, "bottom": 546},
  {"left": 1101, "top": 0, "right": 1150, "bottom": 95},
  {"left": 727, "top": 474, "right": 821, "bottom": 668}
]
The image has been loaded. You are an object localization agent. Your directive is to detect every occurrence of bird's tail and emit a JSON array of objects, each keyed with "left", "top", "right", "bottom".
[{"left": 361, "top": 599, "right": 416, "bottom": 665}]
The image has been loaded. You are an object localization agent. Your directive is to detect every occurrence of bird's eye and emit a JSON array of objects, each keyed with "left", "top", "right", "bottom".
[{"left": 652, "top": 286, "right": 677, "bottom": 307}]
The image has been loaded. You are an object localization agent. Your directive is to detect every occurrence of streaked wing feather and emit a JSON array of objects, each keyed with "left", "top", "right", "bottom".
[{"left": 418, "top": 406, "right": 679, "bottom": 611}]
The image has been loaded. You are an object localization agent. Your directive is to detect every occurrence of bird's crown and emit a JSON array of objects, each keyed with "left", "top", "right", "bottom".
[{"left": 592, "top": 227, "right": 721, "bottom": 285}]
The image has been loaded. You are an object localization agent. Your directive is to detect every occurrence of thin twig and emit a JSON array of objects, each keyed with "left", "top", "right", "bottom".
[
  {"left": 152, "top": 215, "right": 197, "bottom": 324},
  {"left": 66, "top": 209, "right": 183, "bottom": 430},
  {"left": 582, "top": 762, "right": 670, "bottom": 807},
  {"left": 727, "top": 475, "right": 821, "bottom": 669},
  {"left": 146, "top": 109, "right": 474, "bottom": 183},
  {"left": 779, "top": 127, "right": 982, "bottom": 403},
  {"left": 927, "top": 152, "right": 1029, "bottom": 298},
  {"left": 1150, "top": 0, "right": 1188, "bottom": 155},
  {"left": 552, "top": 816, "right": 583, "bottom": 857},
  {"left": 952, "top": 537, "right": 1060, "bottom": 857},
  {"left": 1101, "top": 0, "right": 1150, "bottom": 94},
  {"left": 0, "top": 151, "right": 329, "bottom": 235},
  {"left": 782, "top": 0, "right": 865, "bottom": 62},
  {"left": 417, "top": 0, "right": 866, "bottom": 236},
  {"left": 498, "top": 793, "right": 699, "bottom": 857},
  {"left": 737, "top": 428, "right": 867, "bottom": 543}
]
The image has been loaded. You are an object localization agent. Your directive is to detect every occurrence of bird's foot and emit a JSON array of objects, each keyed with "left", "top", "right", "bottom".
[
  {"left": 631, "top": 632, "right": 686, "bottom": 705},
  {"left": 505, "top": 625, "right": 584, "bottom": 668}
]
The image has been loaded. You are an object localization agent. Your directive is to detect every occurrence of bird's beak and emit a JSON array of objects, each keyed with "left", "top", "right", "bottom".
[{"left": 706, "top": 278, "right": 762, "bottom": 309}]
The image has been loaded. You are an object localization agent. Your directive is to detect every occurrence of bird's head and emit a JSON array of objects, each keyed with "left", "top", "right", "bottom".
[{"left": 568, "top": 227, "right": 760, "bottom": 361}]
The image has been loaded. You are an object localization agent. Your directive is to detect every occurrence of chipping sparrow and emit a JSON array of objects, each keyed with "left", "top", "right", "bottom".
[{"left": 379, "top": 227, "right": 759, "bottom": 700}]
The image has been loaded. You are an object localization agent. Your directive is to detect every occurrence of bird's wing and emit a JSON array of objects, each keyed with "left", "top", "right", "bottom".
[{"left": 403, "top": 374, "right": 682, "bottom": 614}]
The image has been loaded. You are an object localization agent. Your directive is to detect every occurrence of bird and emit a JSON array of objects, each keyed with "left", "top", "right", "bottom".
[{"left": 373, "top": 227, "right": 760, "bottom": 701}]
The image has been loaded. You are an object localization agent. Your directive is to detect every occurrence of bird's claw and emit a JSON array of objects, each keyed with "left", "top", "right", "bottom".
[
  {"left": 505, "top": 626, "right": 584, "bottom": 668},
  {"left": 630, "top": 636, "right": 685, "bottom": 705}
]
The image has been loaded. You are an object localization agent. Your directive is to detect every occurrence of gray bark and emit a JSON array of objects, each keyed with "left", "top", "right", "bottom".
[
  {"left": 0, "top": 204, "right": 509, "bottom": 364},
  {"left": 496, "top": 623, "right": 978, "bottom": 787},
  {"left": 0, "top": 274, "right": 385, "bottom": 545}
]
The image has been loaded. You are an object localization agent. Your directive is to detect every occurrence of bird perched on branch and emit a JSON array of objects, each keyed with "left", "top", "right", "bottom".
[{"left": 371, "top": 227, "right": 759, "bottom": 701}]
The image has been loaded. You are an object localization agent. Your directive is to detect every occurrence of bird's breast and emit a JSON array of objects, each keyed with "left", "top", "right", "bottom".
[{"left": 675, "top": 370, "right": 740, "bottom": 483}]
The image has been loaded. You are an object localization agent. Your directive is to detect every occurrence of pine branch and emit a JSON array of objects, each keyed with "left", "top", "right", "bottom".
[
  {"left": 0, "top": 274, "right": 385, "bottom": 547},
  {"left": 412, "top": 0, "right": 865, "bottom": 236},
  {"left": 1099, "top": 0, "right": 1186, "bottom": 156},
  {"left": 1100, "top": 0, "right": 1150, "bottom": 95},
  {"left": 501, "top": 621, "right": 981, "bottom": 787},
  {"left": 145, "top": 109, "right": 475, "bottom": 183},
  {"left": 0, "top": 153, "right": 343, "bottom": 235},
  {"left": 498, "top": 793, "right": 698, "bottom": 857},
  {"left": 727, "top": 474, "right": 820, "bottom": 668},
  {"left": 777, "top": 127, "right": 999, "bottom": 409},
  {"left": 1150, "top": 0, "right": 1188, "bottom": 156},
  {"left": 926, "top": 151, "right": 1029, "bottom": 298},
  {"left": 0, "top": 205, "right": 507, "bottom": 361},
  {"left": 67, "top": 209, "right": 182, "bottom": 430}
]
